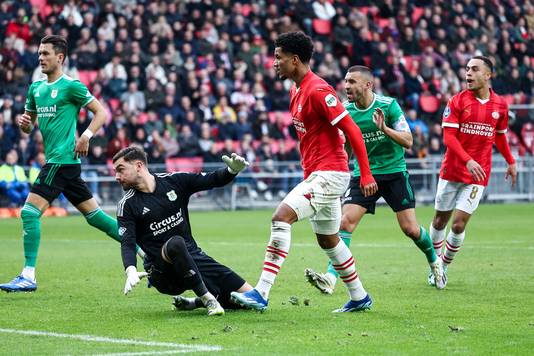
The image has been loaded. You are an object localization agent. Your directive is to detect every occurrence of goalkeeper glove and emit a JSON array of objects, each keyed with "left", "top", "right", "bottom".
[
  {"left": 222, "top": 152, "right": 249, "bottom": 174},
  {"left": 124, "top": 266, "right": 148, "bottom": 295}
]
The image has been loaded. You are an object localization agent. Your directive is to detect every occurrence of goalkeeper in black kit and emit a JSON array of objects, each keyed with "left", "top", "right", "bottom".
[{"left": 113, "top": 146, "right": 253, "bottom": 316}]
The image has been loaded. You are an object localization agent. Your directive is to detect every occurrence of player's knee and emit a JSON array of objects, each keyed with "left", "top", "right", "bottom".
[
  {"left": 450, "top": 221, "right": 466, "bottom": 234},
  {"left": 164, "top": 235, "right": 187, "bottom": 257},
  {"left": 340, "top": 215, "right": 355, "bottom": 232},
  {"left": 432, "top": 216, "right": 448, "bottom": 230},
  {"left": 401, "top": 224, "right": 420, "bottom": 240},
  {"left": 21, "top": 204, "right": 42, "bottom": 229}
]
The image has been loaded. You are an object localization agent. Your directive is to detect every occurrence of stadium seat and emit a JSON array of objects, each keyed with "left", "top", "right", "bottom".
[
  {"left": 376, "top": 18, "right": 391, "bottom": 29},
  {"left": 78, "top": 70, "right": 98, "bottom": 87},
  {"left": 107, "top": 98, "right": 120, "bottom": 112},
  {"left": 521, "top": 122, "right": 534, "bottom": 155},
  {"left": 419, "top": 95, "right": 440, "bottom": 113},
  {"left": 312, "top": 19, "right": 332, "bottom": 36},
  {"left": 268, "top": 111, "right": 293, "bottom": 127},
  {"left": 504, "top": 94, "right": 515, "bottom": 105},
  {"left": 165, "top": 157, "right": 204, "bottom": 173},
  {"left": 264, "top": 56, "right": 275, "bottom": 69},
  {"left": 137, "top": 112, "right": 148, "bottom": 125},
  {"left": 402, "top": 56, "right": 415, "bottom": 71},
  {"left": 411, "top": 7, "right": 424, "bottom": 23}
]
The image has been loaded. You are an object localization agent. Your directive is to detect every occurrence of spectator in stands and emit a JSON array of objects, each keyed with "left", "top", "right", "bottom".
[
  {"left": 407, "top": 109, "right": 429, "bottom": 137},
  {"left": 177, "top": 124, "right": 201, "bottom": 158},
  {"left": 121, "top": 82, "right": 146, "bottom": 115},
  {"left": 0, "top": 149, "right": 29, "bottom": 207}
]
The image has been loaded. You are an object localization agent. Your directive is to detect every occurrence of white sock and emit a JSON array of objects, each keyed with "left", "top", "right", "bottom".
[
  {"left": 325, "top": 272, "right": 337, "bottom": 287},
  {"left": 255, "top": 221, "right": 291, "bottom": 299},
  {"left": 442, "top": 230, "right": 465, "bottom": 266},
  {"left": 429, "top": 224, "right": 446, "bottom": 257},
  {"left": 21, "top": 267, "right": 35, "bottom": 281},
  {"left": 199, "top": 292, "right": 217, "bottom": 306},
  {"left": 323, "top": 240, "right": 366, "bottom": 301}
]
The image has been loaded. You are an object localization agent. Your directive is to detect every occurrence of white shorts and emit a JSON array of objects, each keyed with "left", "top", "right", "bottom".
[
  {"left": 434, "top": 178, "right": 485, "bottom": 215},
  {"left": 282, "top": 171, "right": 351, "bottom": 235}
]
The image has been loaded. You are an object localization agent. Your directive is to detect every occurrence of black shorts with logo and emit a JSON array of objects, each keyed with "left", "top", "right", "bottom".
[
  {"left": 30, "top": 163, "right": 93, "bottom": 206},
  {"left": 145, "top": 251, "right": 246, "bottom": 309},
  {"left": 343, "top": 172, "right": 416, "bottom": 214}
]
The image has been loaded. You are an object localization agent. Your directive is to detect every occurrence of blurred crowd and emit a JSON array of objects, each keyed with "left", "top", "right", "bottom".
[{"left": 1, "top": 0, "right": 533, "bottom": 205}]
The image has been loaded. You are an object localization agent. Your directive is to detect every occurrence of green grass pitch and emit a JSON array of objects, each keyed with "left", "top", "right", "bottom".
[{"left": 1, "top": 204, "right": 533, "bottom": 355}]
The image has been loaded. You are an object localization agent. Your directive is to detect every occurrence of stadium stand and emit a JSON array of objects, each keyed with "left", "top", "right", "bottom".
[{"left": 0, "top": 0, "right": 532, "bottom": 208}]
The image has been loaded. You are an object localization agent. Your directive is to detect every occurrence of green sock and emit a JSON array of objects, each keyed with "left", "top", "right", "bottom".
[
  {"left": 326, "top": 230, "right": 352, "bottom": 277},
  {"left": 84, "top": 208, "right": 144, "bottom": 256},
  {"left": 85, "top": 208, "right": 121, "bottom": 243},
  {"left": 21, "top": 203, "right": 43, "bottom": 268},
  {"left": 414, "top": 226, "right": 437, "bottom": 263}
]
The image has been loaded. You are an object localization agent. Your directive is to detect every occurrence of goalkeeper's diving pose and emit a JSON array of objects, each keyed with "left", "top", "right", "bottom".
[{"left": 113, "top": 146, "right": 253, "bottom": 316}]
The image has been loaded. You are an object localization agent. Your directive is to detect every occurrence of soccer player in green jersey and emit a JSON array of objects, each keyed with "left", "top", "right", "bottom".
[
  {"left": 0, "top": 35, "right": 143, "bottom": 293},
  {"left": 305, "top": 66, "right": 444, "bottom": 296}
]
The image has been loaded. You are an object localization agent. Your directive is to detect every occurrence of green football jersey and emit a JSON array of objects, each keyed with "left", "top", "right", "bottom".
[
  {"left": 25, "top": 74, "right": 94, "bottom": 164},
  {"left": 346, "top": 93, "right": 407, "bottom": 176}
]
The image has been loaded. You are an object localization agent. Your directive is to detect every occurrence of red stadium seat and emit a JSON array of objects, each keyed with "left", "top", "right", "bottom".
[
  {"left": 419, "top": 95, "right": 440, "bottom": 113},
  {"left": 411, "top": 7, "right": 424, "bottom": 24},
  {"left": 312, "top": 19, "right": 332, "bottom": 36},
  {"left": 521, "top": 122, "right": 534, "bottom": 155},
  {"left": 504, "top": 94, "right": 515, "bottom": 105},
  {"left": 268, "top": 111, "right": 293, "bottom": 127},
  {"left": 108, "top": 98, "right": 120, "bottom": 112},
  {"left": 376, "top": 18, "right": 391, "bottom": 29},
  {"left": 165, "top": 157, "right": 204, "bottom": 173},
  {"left": 78, "top": 70, "right": 98, "bottom": 87}
]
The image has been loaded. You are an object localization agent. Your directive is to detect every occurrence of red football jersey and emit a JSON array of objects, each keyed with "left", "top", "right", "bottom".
[
  {"left": 289, "top": 71, "right": 350, "bottom": 178},
  {"left": 441, "top": 89, "right": 509, "bottom": 186}
]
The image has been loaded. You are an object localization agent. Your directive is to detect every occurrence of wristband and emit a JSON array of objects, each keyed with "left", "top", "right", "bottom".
[{"left": 82, "top": 129, "right": 94, "bottom": 139}]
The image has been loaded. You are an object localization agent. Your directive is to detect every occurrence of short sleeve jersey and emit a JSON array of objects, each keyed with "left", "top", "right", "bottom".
[
  {"left": 441, "top": 89, "right": 509, "bottom": 186},
  {"left": 289, "top": 71, "right": 350, "bottom": 178},
  {"left": 25, "top": 74, "right": 95, "bottom": 164},
  {"left": 345, "top": 94, "right": 407, "bottom": 176}
]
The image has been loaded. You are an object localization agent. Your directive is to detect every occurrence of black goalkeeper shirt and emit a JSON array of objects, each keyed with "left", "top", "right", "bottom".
[{"left": 117, "top": 168, "right": 235, "bottom": 269}]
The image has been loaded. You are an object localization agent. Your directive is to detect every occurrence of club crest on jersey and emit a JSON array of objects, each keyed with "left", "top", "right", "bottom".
[
  {"left": 298, "top": 104, "right": 302, "bottom": 112},
  {"left": 167, "top": 190, "right": 177, "bottom": 201},
  {"left": 51, "top": 89, "right": 58, "bottom": 98},
  {"left": 325, "top": 94, "right": 337, "bottom": 107},
  {"left": 492, "top": 111, "right": 500, "bottom": 119},
  {"left": 443, "top": 105, "right": 451, "bottom": 118}
]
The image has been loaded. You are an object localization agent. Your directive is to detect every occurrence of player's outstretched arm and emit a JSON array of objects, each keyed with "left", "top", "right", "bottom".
[
  {"left": 222, "top": 152, "right": 249, "bottom": 174},
  {"left": 18, "top": 111, "right": 37, "bottom": 134},
  {"left": 74, "top": 99, "right": 107, "bottom": 158},
  {"left": 495, "top": 133, "right": 517, "bottom": 187},
  {"left": 337, "top": 116, "right": 377, "bottom": 197}
]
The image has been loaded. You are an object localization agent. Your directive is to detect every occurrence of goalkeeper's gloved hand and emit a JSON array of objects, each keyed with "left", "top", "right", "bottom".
[
  {"left": 222, "top": 152, "right": 249, "bottom": 174},
  {"left": 124, "top": 266, "right": 148, "bottom": 295}
]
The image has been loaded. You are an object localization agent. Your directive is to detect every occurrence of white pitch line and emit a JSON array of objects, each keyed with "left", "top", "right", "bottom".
[{"left": 0, "top": 328, "right": 221, "bottom": 354}]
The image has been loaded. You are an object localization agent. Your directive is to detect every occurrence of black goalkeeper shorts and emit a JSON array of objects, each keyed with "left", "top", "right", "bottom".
[{"left": 146, "top": 251, "right": 246, "bottom": 309}]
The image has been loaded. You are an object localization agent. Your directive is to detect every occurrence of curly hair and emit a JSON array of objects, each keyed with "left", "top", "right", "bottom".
[{"left": 274, "top": 31, "right": 314, "bottom": 64}]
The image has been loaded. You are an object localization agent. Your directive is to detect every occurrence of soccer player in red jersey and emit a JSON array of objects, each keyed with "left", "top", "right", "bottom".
[
  {"left": 428, "top": 56, "right": 517, "bottom": 288},
  {"left": 231, "top": 32, "right": 378, "bottom": 313}
]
